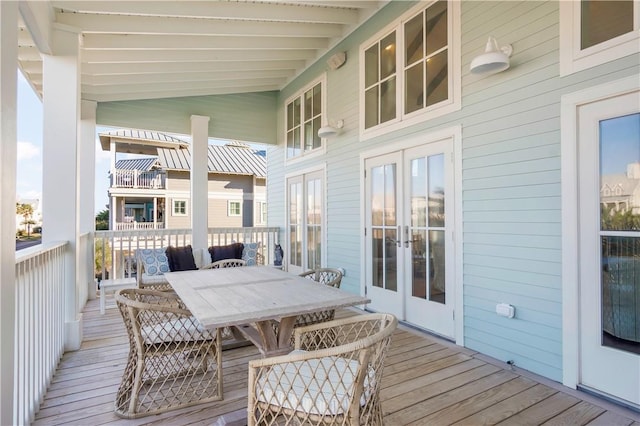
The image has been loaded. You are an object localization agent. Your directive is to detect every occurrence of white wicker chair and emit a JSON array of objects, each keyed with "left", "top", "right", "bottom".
[
  {"left": 296, "top": 268, "right": 343, "bottom": 327},
  {"left": 204, "top": 258, "right": 247, "bottom": 269},
  {"left": 248, "top": 313, "right": 397, "bottom": 426},
  {"left": 114, "top": 288, "right": 223, "bottom": 418}
]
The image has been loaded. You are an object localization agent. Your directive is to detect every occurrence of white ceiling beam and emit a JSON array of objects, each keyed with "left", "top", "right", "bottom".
[
  {"left": 82, "top": 60, "right": 305, "bottom": 75},
  {"left": 17, "top": 46, "right": 41, "bottom": 60},
  {"left": 51, "top": 1, "right": 360, "bottom": 25},
  {"left": 82, "top": 77, "right": 286, "bottom": 95},
  {"left": 84, "top": 84, "right": 281, "bottom": 102},
  {"left": 83, "top": 69, "right": 294, "bottom": 85},
  {"left": 266, "top": 1, "right": 382, "bottom": 8},
  {"left": 56, "top": 12, "right": 344, "bottom": 38},
  {"left": 18, "top": 1, "right": 54, "bottom": 54},
  {"left": 82, "top": 34, "right": 328, "bottom": 50},
  {"left": 81, "top": 49, "right": 316, "bottom": 64}
]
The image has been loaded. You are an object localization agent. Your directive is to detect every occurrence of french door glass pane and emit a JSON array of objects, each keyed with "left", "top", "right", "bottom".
[
  {"left": 426, "top": 50, "right": 448, "bottom": 107},
  {"left": 581, "top": 0, "right": 634, "bottom": 50},
  {"left": 410, "top": 157, "right": 428, "bottom": 299},
  {"left": 429, "top": 230, "right": 445, "bottom": 303},
  {"left": 371, "top": 164, "right": 397, "bottom": 292},
  {"left": 428, "top": 154, "right": 445, "bottom": 227},
  {"left": 599, "top": 113, "right": 640, "bottom": 354},
  {"left": 411, "top": 229, "right": 427, "bottom": 299},
  {"left": 411, "top": 157, "right": 427, "bottom": 228},
  {"left": 289, "top": 182, "right": 302, "bottom": 267}
]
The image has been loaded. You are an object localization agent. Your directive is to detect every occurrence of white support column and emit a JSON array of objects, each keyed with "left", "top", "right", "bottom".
[
  {"left": 42, "top": 25, "right": 82, "bottom": 351},
  {"left": 190, "top": 115, "right": 210, "bottom": 251},
  {"left": 80, "top": 100, "right": 96, "bottom": 300},
  {"left": 0, "top": 3, "right": 18, "bottom": 424}
]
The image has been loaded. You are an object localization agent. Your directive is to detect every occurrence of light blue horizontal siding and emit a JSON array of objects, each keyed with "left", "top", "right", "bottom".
[{"left": 263, "top": 0, "right": 639, "bottom": 385}]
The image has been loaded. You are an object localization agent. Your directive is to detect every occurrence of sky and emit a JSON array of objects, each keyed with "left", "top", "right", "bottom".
[{"left": 17, "top": 71, "right": 113, "bottom": 214}]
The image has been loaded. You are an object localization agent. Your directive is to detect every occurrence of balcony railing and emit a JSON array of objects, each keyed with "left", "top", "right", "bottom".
[
  {"left": 14, "top": 241, "right": 68, "bottom": 425},
  {"left": 111, "top": 169, "right": 166, "bottom": 189},
  {"left": 114, "top": 221, "right": 164, "bottom": 231},
  {"left": 94, "top": 226, "right": 281, "bottom": 281}
]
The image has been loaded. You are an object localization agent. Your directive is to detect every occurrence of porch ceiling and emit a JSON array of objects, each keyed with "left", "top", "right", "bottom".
[{"left": 18, "top": 1, "right": 386, "bottom": 102}]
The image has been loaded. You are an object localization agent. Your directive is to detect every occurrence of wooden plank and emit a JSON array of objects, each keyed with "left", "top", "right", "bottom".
[
  {"left": 32, "top": 298, "right": 639, "bottom": 426},
  {"left": 541, "top": 401, "right": 606, "bottom": 425},
  {"left": 410, "top": 376, "right": 537, "bottom": 425},
  {"left": 586, "top": 411, "right": 635, "bottom": 426},
  {"left": 453, "top": 384, "right": 558, "bottom": 425},
  {"left": 495, "top": 392, "right": 581, "bottom": 425}
]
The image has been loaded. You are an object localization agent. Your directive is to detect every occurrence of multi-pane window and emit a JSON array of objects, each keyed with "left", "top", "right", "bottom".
[
  {"left": 364, "top": 31, "right": 398, "bottom": 129},
  {"left": 286, "top": 81, "right": 323, "bottom": 159},
  {"left": 258, "top": 202, "right": 267, "bottom": 224},
  {"left": 228, "top": 201, "right": 241, "bottom": 216},
  {"left": 173, "top": 199, "right": 187, "bottom": 216},
  {"left": 363, "top": 1, "right": 452, "bottom": 132},
  {"left": 404, "top": 1, "right": 448, "bottom": 115}
]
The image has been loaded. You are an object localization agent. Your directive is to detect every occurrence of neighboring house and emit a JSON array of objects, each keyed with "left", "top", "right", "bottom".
[
  {"left": 99, "top": 130, "right": 266, "bottom": 230},
  {"left": 8, "top": 0, "right": 640, "bottom": 415}
]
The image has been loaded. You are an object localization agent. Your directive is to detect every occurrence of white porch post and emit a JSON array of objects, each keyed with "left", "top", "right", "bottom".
[
  {"left": 42, "top": 25, "right": 83, "bottom": 351},
  {"left": 80, "top": 100, "right": 96, "bottom": 299},
  {"left": 190, "top": 115, "right": 209, "bottom": 251},
  {"left": 0, "top": 2, "right": 18, "bottom": 423}
]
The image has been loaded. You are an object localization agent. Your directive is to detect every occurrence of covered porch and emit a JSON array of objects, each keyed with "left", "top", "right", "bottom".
[{"left": 34, "top": 298, "right": 640, "bottom": 425}]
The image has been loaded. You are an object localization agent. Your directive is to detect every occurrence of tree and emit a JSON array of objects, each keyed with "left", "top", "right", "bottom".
[
  {"left": 16, "top": 202, "right": 34, "bottom": 236},
  {"left": 95, "top": 209, "right": 109, "bottom": 230}
]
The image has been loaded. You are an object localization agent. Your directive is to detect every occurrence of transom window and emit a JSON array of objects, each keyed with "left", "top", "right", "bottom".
[
  {"left": 286, "top": 78, "right": 325, "bottom": 160},
  {"left": 172, "top": 199, "right": 187, "bottom": 216},
  {"left": 361, "top": 0, "right": 459, "bottom": 136},
  {"left": 560, "top": 0, "right": 639, "bottom": 75}
]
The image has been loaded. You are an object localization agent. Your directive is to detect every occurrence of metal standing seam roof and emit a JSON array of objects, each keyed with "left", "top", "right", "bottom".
[
  {"left": 100, "top": 129, "right": 188, "bottom": 146},
  {"left": 114, "top": 157, "right": 159, "bottom": 171},
  {"left": 156, "top": 144, "right": 266, "bottom": 178}
]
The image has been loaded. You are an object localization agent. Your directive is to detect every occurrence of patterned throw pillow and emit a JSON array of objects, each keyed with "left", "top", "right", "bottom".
[
  {"left": 242, "top": 242, "right": 261, "bottom": 266},
  {"left": 137, "top": 248, "right": 170, "bottom": 276}
]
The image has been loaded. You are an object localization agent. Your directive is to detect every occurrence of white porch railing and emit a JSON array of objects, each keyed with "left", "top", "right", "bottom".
[
  {"left": 94, "top": 227, "right": 281, "bottom": 281},
  {"left": 14, "top": 242, "right": 68, "bottom": 426},
  {"left": 112, "top": 169, "right": 165, "bottom": 189},
  {"left": 114, "top": 221, "right": 164, "bottom": 231}
]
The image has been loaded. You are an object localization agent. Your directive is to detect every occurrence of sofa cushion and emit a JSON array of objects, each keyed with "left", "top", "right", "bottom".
[
  {"left": 138, "top": 248, "right": 170, "bottom": 276},
  {"left": 166, "top": 245, "right": 197, "bottom": 272},
  {"left": 242, "top": 242, "right": 260, "bottom": 266},
  {"left": 208, "top": 243, "right": 244, "bottom": 263}
]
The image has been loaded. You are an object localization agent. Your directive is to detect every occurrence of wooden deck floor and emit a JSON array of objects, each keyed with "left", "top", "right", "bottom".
[{"left": 34, "top": 297, "right": 640, "bottom": 425}]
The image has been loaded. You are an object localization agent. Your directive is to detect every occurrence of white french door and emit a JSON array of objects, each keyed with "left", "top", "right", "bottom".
[
  {"left": 578, "top": 89, "right": 640, "bottom": 407},
  {"left": 287, "top": 170, "right": 324, "bottom": 275},
  {"left": 364, "top": 139, "right": 455, "bottom": 338}
]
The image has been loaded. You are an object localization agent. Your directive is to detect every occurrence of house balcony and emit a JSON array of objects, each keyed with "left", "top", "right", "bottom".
[
  {"left": 111, "top": 169, "right": 166, "bottom": 190},
  {"left": 13, "top": 228, "right": 640, "bottom": 425},
  {"left": 114, "top": 220, "right": 164, "bottom": 231}
]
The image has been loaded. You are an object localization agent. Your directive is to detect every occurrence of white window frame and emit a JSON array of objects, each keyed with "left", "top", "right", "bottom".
[
  {"left": 359, "top": 0, "right": 461, "bottom": 141},
  {"left": 172, "top": 199, "right": 188, "bottom": 216},
  {"left": 284, "top": 75, "right": 327, "bottom": 164},
  {"left": 227, "top": 200, "right": 242, "bottom": 217},
  {"left": 285, "top": 164, "right": 327, "bottom": 274},
  {"left": 559, "top": 1, "right": 640, "bottom": 76},
  {"left": 257, "top": 201, "right": 267, "bottom": 225}
]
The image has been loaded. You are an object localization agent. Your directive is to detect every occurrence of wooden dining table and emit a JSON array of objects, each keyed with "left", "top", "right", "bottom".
[{"left": 164, "top": 265, "right": 370, "bottom": 357}]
